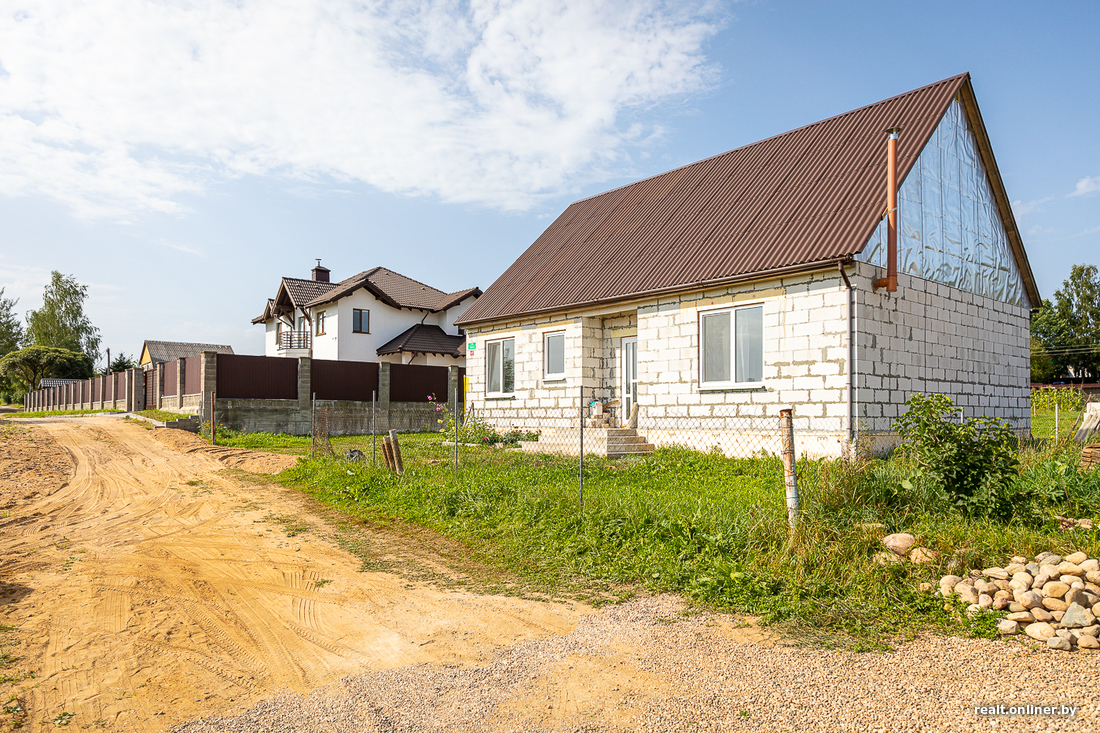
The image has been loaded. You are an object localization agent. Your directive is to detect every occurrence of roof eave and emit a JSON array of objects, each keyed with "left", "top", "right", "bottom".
[{"left": 457, "top": 257, "right": 852, "bottom": 328}]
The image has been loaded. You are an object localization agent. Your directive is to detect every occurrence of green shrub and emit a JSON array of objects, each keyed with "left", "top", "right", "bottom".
[
  {"left": 435, "top": 399, "right": 538, "bottom": 446},
  {"left": 894, "top": 394, "right": 1019, "bottom": 518},
  {"left": 1031, "top": 386, "right": 1086, "bottom": 413}
]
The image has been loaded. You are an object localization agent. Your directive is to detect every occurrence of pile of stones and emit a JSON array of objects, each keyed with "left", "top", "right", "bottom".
[{"left": 938, "top": 551, "right": 1100, "bottom": 652}]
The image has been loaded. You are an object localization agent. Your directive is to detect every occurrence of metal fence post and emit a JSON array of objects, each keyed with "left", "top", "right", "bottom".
[
  {"left": 311, "top": 392, "right": 316, "bottom": 458},
  {"left": 372, "top": 389, "right": 377, "bottom": 467},
  {"left": 210, "top": 391, "right": 217, "bottom": 446},
  {"left": 1055, "top": 403, "right": 1059, "bottom": 439},
  {"left": 453, "top": 382, "right": 459, "bottom": 470},
  {"left": 579, "top": 384, "right": 585, "bottom": 508},
  {"left": 780, "top": 408, "right": 799, "bottom": 531}
]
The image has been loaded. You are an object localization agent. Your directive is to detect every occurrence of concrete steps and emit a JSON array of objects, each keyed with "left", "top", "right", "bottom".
[{"left": 520, "top": 427, "right": 655, "bottom": 458}]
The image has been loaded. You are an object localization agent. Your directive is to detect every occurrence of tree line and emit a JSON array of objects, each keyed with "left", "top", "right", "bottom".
[
  {"left": 1031, "top": 263, "right": 1100, "bottom": 384},
  {"left": 0, "top": 272, "right": 134, "bottom": 403}
]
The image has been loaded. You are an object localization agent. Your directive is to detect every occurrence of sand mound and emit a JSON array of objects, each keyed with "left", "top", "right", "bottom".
[{"left": 151, "top": 427, "right": 300, "bottom": 474}]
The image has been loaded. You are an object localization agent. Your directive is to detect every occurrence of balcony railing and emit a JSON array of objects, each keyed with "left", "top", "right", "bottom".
[{"left": 277, "top": 330, "right": 311, "bottom": 351}]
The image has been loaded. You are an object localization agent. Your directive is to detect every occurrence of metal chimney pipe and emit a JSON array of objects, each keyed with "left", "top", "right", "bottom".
[{"left": 874, "top": 128, "right": 900, "bottom": 292}]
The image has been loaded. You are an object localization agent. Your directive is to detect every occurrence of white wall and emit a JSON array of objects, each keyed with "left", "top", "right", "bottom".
[
  {"left": 466, "top": 264, "right": 1032, "bottom": 454},
  {"left": 465, "top": 270, "right": 851, "bottom": 437},
  {"left": 854, "top": 261, "right": 1031, "bottom": 434}
]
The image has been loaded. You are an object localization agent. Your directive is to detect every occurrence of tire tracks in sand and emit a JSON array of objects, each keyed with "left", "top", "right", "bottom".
[{"left": 0, "top": 417, "right": 587, "bottom": 731}]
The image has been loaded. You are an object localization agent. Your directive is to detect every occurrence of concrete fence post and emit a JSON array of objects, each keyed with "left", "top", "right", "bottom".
[
  {"left": 200, "top": 351, "right": 218, "bottom": 428},
  {"left": 447, "top": 365, "right": 459, "bottom": 414},
  {"left": 379, "top": 362, "right": 391, "bottom": 432},
  {"left": 132, "top": 368, "right": 143, "bottom": 412},
  {"left": 176, "top": 357, "right": 185, "bottom": 411},
  {"left": 152, "top": 364, "right": 162, "bottom": 410},
  {"left": 297, "top": 356, "right": 312, "bottom": 411}
]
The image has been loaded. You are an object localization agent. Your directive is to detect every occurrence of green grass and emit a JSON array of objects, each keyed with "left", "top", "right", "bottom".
[
  {"left": 1031, "top": 406, "right": 1096, "bottom": 441},
  {"left": 3, "top": 408, "right": 120, "bottom": 419},
  {"left": 233, "top": 428, "right": 1100, "bottom": 648},
  {"left": 214, "top": 427, "right": 378, "bottom": 456},
  {"left": 135, "top": 409, "right": 190, "bottom": 422}
]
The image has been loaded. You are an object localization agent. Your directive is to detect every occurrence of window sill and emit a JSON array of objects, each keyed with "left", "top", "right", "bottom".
[
  {"left": 485, "top": 394, "right": 516, "bottom": 400},
  {"left": 698, "top": 383, "right": 766, "bottom": 393},
  {"left": 543, "top": 376, "right": 566, "bottom": 383}
]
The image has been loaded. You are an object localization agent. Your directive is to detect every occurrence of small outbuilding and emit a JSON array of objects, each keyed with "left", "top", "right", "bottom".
[{"left": 139, "top": 340, "right": 235, "bottom": 370}]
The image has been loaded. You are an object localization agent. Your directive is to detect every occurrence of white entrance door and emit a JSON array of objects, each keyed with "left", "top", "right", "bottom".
[{"left": 621, "top": 337, "right": 638, "bottom": 426}]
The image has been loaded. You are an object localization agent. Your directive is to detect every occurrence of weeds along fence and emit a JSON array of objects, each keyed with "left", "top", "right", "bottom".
[{"left": 312, "top": 385, "right": 849, "bottom": 526}]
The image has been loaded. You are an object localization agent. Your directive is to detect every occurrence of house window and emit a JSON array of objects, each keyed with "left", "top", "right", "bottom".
[
  {"left": 699, "top": 305, "right": 764, "bottom": 387},
  {"left": 315, "top": 311, "right": 326, "bottom": 336},
  {"left": 352, "top": 309, "right": 370, "bottom": 333},
  {"left": 544, "top": 332, "right": 565, "bottom": 379},
  {"left": 486, "top": 338, "right": 515, "bottom": 395}
]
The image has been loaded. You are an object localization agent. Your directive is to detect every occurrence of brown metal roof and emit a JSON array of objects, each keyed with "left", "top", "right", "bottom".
[
  {"left": 376, "top": 324, "right": 465, "bottom": 357},
  {"left": 305, "top": 267, "right": 479, "bottom": 312},
  {"left": 458, "top": 73, "right": 1035, "bottom": 326}
]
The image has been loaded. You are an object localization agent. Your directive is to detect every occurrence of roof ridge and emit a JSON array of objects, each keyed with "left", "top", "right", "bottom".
[
  {"left": 570, "top": 72, "right": 970, "bottom": 207},
  {"left": 368, "top": 267, "right": 447, "bottom": 296}
]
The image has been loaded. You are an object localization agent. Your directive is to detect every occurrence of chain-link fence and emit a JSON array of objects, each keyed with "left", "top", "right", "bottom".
[{"left": 310, "top": 385, "right": 852, "bottom": 527}]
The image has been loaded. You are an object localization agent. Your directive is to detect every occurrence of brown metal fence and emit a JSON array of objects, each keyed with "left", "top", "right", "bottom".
[
  {"left": 161, "top": 361, "right": 177, "bottom": 397},
  {"left": 311, "top": 359, "right": 379, "bottom": 402},
  {"left": 144, "top": 369, "right": 155, "bottom": 407},
  {"left": 216, "top": 354, "right": 298, "bottom": 399},
  {"left": 390, "top": 364, "right": 449, "bottom": 402},
  {"left": 183, "top": 356, "right": 202, "bottom": 395}
]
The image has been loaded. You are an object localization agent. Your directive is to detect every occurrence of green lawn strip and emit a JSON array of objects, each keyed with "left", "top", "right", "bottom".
[
  {"left": 267, "top": 431, "right": 1100, "bottom": 649},
  {"left": 135, "top": 409, "right": 190, "bottom": 422},
  {"left": 213, "top": 427, "right": 382, "bottom": 456},
  {"left": 4, "top": 409, "right": 120, "bottom": 419}
]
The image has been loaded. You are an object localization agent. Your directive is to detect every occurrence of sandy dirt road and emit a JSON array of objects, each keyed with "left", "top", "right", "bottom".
[{"left": 0, "top": 418, "right": 586, "bottom": 731}]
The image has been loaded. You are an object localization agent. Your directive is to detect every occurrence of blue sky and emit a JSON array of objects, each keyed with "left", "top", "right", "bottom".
[{"left": 1, "top": 0, "right": 1097, "bottom": 363}]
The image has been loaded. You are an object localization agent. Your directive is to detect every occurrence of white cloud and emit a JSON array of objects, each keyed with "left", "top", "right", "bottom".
[
  {"left": 1011, "top": 196, "right": 1052, "bottom": 216},
  {"left": 1070, "top": 175, "right": 1100, "bottom": 197},
  {"left": 0, "top": 1, "right": 720, "bottom": 218}
]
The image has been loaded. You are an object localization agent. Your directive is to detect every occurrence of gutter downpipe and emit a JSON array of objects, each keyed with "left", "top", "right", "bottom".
[
  {"left": 838, "top": 262, "right": 856, "bottom": 445},
  {"left": 873, "top": 128, "right": 901, "bottom": 292}
]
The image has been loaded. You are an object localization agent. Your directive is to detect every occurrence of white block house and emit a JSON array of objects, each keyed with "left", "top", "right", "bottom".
[{"left": 455, "top": 73, "right": 1039, "bottom": 455}]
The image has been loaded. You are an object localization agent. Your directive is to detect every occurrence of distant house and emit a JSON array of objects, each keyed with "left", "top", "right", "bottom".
[
  {"left": 139, "top": 340, "right": 235, "bottom": 370},
  {"left": 456, "top": 73, "right": 1040, "bottom": 447},
  {"left": 252, "top": 263, "right": 480, "bottom": 367}
]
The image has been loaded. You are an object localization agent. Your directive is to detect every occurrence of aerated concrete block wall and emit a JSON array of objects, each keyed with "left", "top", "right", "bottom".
[
  {"left": 634, "top": 270, "right": 849, "bottom": 433},
  {"left": 465, "top": 270, "right": 852, "bottom": 441},
  {"left": 853, "top": 261, "right": 1031, "bottom": 437},
  {"left": 464, "top": 312, "right": 589, "bottom": 430}
]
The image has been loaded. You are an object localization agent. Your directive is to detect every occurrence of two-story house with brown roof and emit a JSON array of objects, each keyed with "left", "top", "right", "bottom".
[
  {"left": 253, "top": 262, "right": 480, "bottom": 367},
  {"left": 455, "top": 74, "right": 1039, "bottom": 453}
]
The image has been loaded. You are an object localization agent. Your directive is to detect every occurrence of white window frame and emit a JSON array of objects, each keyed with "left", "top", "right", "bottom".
[
  {"left": 485, "top": 337, "right": 515, "bottom": 397},
  {"left": 698, "top": 303, "right": 765, "bottom": 390},
  {"left": 543, "top": 331, "right": 566, "bottom": 381}
]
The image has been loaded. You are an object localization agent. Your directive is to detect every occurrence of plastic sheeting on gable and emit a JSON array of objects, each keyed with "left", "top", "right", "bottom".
[{"left": 859, "top": 97, "right": 1028, "bottom": 307}]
